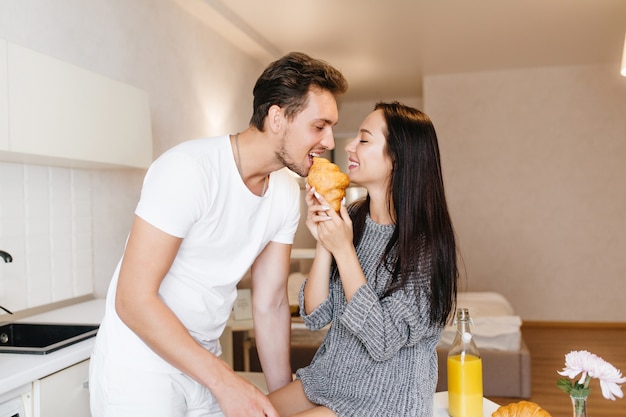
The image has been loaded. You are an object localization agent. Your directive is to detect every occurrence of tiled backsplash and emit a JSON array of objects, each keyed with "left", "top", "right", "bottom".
[{"left": 0, "top": 161, "right": 93, "bottom": 313}]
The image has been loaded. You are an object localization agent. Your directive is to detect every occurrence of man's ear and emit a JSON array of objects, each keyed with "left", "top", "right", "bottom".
[{"left": 267, "top": 104, "right": 284, "bottom": 134}]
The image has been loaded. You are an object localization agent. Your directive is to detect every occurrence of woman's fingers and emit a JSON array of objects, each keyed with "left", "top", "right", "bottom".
[
  {"left": 306, "top": 187, "right": 332, "bottom": 220},
  {"left": 338, "top": 198, "right": 351, "bottom": 225}
]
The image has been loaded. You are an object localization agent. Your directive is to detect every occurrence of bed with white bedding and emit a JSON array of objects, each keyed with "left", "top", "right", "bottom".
[
  {"left": 435, "top": 291, "right": 531, "bottom": 398},
  {"left": 440, "top": 291, "right": 522, "bottom": 352}
]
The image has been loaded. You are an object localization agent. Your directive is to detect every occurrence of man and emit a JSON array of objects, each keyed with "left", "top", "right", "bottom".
[{"left": 90, "top": 52, "right": 347, "bottom": 417}]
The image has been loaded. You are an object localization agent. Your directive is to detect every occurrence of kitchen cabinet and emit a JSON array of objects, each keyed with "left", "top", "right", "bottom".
[
  {"left": 0, "top": 38, "right": 152, "bottom": 169},
  {"left": 33, "top": 359, "right": 90, "bottom": 417},
  {"left": 0, "top": 39, "right": 8, "bottom": 151}
]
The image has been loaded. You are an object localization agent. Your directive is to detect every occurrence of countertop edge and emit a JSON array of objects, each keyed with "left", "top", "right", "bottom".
[
  {"left": 0, "top": 339, "right": 94, "bottom": 394},
  {"left": 0, "top": 299, "right": 105, "bottom": 396}
]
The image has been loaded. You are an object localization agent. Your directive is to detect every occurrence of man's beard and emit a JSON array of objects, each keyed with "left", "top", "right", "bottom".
[{"left": 276, "top": 133, "right": 308, "bottom": 177}]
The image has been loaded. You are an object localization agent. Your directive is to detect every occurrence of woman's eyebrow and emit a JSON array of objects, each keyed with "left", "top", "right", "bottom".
[{"left": 360, "top": 128, "right": 373, "bottom": 137}]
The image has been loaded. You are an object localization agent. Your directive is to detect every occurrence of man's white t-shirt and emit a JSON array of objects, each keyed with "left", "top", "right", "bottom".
[{"left": 96, "top": 135, "right": 301, "bottom": 372}]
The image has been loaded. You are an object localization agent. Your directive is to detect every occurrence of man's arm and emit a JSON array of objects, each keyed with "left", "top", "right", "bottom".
[
  {"left": 250, "top": 241, "right": 293, "bottom": 392},
  {"left": 115, "top": 216, "right": 278, "bottom": 416}
]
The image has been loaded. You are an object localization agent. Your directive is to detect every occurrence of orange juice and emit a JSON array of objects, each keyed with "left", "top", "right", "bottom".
[{"left": 447, "top": 354, "right": 483, "bottom": 417}]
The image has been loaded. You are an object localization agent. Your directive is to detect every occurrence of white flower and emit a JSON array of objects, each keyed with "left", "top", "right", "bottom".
[
  {"left": 589, "top": 356, "right": 626, "bottom": 400},
  {"left": 558, "top": 350, "right": 596, "bottom": 384},
  {"left": 558, "top": 350, "right": 626, "bottom": 401}
]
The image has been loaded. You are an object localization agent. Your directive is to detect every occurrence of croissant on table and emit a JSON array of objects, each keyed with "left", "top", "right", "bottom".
[
  {"left": 491, "top": 400, "right": 552, "bottom": 417},
  {"left": 307, "top": 157, "right": 350, "bottom": 212}
]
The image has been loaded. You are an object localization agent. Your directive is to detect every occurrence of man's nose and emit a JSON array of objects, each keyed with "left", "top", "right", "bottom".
[{"left": 321, "top": 131, "right": 336, "bottom": 150}]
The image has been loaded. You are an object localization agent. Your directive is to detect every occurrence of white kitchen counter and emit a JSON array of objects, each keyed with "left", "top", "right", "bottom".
[{"left": 0, "top": 298, "right": 105, "bottom": 396}]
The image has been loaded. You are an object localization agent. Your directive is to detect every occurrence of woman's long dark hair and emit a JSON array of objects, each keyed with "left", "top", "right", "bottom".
[{"left": 350, "top": 102, "right": 458, "bottom": 327}]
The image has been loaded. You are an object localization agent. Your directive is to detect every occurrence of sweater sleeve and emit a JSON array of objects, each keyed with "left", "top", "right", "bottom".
[
  {"left": 299, "top": 278, "right": 334, "bottom": 330},
  {"left": 340, "top": 282, "right": 439, "bottom": 361}
]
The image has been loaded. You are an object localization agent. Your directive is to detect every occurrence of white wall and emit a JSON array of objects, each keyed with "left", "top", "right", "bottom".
[
  {"left": 0, "top": 0, "right": 265, "bottom": 312},
  {"left": 424, "top": 65, "right": 626, "bottom": 322}
]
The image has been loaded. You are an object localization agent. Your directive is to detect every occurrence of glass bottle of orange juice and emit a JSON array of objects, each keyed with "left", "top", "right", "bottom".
[{"left": 447, "top": 308, "right": 483, "bottom": 417}]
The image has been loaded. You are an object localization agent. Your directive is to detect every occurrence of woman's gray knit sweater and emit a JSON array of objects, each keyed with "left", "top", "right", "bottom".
[{"left": 296, "top": 215, "right": 443, "bottom": 417}]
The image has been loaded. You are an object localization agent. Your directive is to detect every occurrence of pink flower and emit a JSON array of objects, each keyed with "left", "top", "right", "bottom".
[{"left": 558, "top": 350, "right": 626, "bottom": 401}]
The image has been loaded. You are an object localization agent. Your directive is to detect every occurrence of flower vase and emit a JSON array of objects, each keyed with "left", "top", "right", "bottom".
[{"left": 570, "top": 395, "right": 588, "bottom": 417}]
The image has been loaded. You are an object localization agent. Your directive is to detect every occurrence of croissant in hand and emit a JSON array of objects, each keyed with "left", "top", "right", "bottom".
[
  {"left": 307, "top": 157, "right": 350, "bottom": 212},
  {"left": 491, "top": 400, "right": 552, "bottom": 417}
]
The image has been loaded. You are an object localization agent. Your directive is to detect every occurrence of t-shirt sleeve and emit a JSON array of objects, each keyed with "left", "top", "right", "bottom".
[
  {"left": 270, "top": 169, "right": 301, "bottom": 244},
  {"left": 135, "top": 150, "right": 209, "bottom": 238}
]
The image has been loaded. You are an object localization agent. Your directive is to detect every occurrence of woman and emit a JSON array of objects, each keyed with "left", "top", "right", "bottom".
[{"left": 268, "top": 102, "right": 459, "bottom": 416}]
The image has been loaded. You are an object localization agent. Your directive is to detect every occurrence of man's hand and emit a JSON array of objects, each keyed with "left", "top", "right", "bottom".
[{"left": 213, "top": 370, "right": 280, "bottom": 417}]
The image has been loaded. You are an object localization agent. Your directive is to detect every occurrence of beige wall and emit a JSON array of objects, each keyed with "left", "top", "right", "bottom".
[{"left": 423, "top": 65, "right": 626, "bottom": 322}]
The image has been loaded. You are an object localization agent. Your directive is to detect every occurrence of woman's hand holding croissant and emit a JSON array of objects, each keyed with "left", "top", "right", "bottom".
[{"left": 305, "top": 185, "right": 352, "bottom": 254}]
